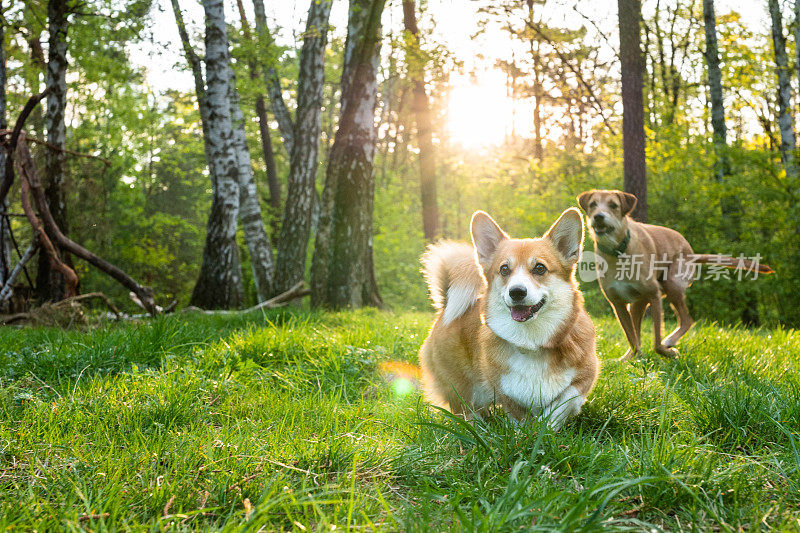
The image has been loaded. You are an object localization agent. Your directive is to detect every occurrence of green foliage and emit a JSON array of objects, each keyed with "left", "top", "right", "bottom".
[
  {"left": 1, "top": 311, "right": 800, "bottom": 529},
  {"left": 2, "top": 0, "right": 798, "bottom": 329}
]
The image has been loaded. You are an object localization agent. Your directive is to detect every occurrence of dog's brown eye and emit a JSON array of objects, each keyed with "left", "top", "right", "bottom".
[
  {"left": 499, "top": 264, "right": 510, "bottom": 277},
  {"left": 532, "top": 263, "right": 547, "bottom": 275},
  {"left": 589, "top": 202, "right": 597, "bottom": 208},
  {"left": 609, "top": 202, "right": 618, "bottom": 209}
]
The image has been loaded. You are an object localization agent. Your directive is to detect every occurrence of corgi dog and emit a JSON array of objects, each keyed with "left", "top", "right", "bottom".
[{"left": 418, "top": 208, "right": 599, "bottom": 429}]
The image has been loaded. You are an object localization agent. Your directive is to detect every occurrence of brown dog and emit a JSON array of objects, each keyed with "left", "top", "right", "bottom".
[
  {"left": 577, "top": 189, "right": 773, "bottom": 360},
  {"left": 418, "top": 209, "right": 598, "bottom": 429}
]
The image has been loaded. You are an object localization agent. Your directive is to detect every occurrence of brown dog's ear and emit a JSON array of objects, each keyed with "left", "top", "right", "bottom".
[
  {"left": 545, "top": 208, "right": 584, "bottom": 265},
  {"left": 576, "top": 191, "right": 595, "bottom": 212},
  {"left": 617, "top": 191, "right": 638, "bottom": 216},
  {"left": 470, "top": 211, "right": 509, "bottom": 272}
]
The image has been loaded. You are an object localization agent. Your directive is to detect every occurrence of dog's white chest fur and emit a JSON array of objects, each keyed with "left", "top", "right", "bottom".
[{"left": 499, "top": 349, "right": 575, "bottom": 410}]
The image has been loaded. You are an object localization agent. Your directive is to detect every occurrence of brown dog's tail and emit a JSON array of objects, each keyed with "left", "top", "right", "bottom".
[{"left": 691, "top": 254, "right": 774, "bottom": 274}]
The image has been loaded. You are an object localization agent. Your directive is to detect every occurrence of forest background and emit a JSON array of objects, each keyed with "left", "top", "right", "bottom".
[{"left": 1, "top": 0, "right": 795, "bottom": 327}]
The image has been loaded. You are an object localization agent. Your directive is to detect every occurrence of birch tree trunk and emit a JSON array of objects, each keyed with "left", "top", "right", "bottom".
[
  {"left": 228, "top": 65, "right": 276, "bottom": 301},
  {"left": 796, "top": 0, "right": 800, "bottom": 101},
  {"left": 768, "top": 0, "right": 798, "bottom": 181},
  {"left": 274, "top": 0, "right": 332, "bottom": 294},
  {"left": 37, "top": 0, "right": 71, "bottom": 301},
  {"left": 0, "top": 17, "right": 10, "bottom": 291},
  {"left": 317, "top": 0, "right": 386, "bottom": 309},
  {"left": 402, "top": 0, "right": 438, "bottom": 242},
  {"left": 174, "top": 0, "right": 274, "bottom": 303},
  {"left": 252, "top": 0, "right": 295, "bottom": 154},
  {"left": 170, "top": 0, "right": 215, "bottom": 189},
  {"left": 617, "top": 0, "right": 648, "bottom": 222},
  {"left": 190, "top": 0, "right": 243, "bottom": 309},
  {"left": 235, "top": 0, "right": 281, "bottom": 226}
]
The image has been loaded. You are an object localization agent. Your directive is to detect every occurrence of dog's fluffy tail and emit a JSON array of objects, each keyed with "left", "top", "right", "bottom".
[
  {"left": 691, "top": 254, "right": 774, "bottom": 274},
  {"left": 421, "top": 241, "right": 485, "bottom": 325}
]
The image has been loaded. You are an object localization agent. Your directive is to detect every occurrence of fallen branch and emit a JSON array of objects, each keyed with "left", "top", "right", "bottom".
[
  {"left": 0, "top": 242, "right": 38, "bottom": 302},
  {"left": 183, "top": 281, "right": 310, "bottom": 315},
  {"left": 0, "top": 291, "right": 123, "bottom": 325},
  {"left": 0, "top": 312, "right": 30, "bottom": 325},
  {"left": 15, "top": 132, "right": 157, "bottom": 315},
  {"left": 69, "top": 292, "right": 122, "bottom": 318}
]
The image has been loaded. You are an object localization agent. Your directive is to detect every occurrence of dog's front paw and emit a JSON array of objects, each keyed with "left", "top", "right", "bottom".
[{"left": 656, "top": 345, "right": 679, "bottom": 359}]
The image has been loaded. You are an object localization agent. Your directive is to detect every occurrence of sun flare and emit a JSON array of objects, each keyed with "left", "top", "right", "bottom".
[{"left": 446, "top": 71, "right": 516, "bottom": 148}]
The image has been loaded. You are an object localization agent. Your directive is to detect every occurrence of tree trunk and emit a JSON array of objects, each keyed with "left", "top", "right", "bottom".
[
  {"left": 170, "top": 0, "right": 216, "bottom": 188},
  {"left": 702, "top": 0, "right": 739, "bottom": 235},
  {"left": 318, "top": 0, "right": 386, "bottom": 309},
  {"left": 235, "top": 0, "right": 281, "bottom": 229},
  {"left": 228, "top": 66, "right": 276, "bottom": 301},
  {"left": 190, "top": 0, "right": 244, "bottom": 309},
  {"left": 533, "top": 77, "right": 544, "bottom": 161},
  {"left": 252, "top": 0, "right": 295, "bottom": 154},
  {"left": 703, "top": 0, "right": 728, "bottom": 180},
  {"left": 796, "top": 0, "right": 800, "bottom": 102},
  {"left": 617, "top": 0, "right": 648, "bottom": 222},
  {"left": 37, "top": 0, "right": 71, "bottom": 302},
  {"left": 257, "top": 95, "right": 281, "bottom": 219},
  {"left": 310, "top": 150, "right": 336, "bottom": 306},
  {"left": 768, "top": 0, "right": 798, "bottom": 181},
  {"left": 273, "top": 0, "right": 333, "bottom": 294},
  {"left": 704, "top": 0, "right": 757, "bottom": 325},
  {"left": 0, "top": 17, "right": 10, "bottom": 291},
  {"left": 402, "top": 0, "right": 438, "bottom": 242}
]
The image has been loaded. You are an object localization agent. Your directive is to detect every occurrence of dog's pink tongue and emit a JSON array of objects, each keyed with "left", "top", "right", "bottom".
[{"left": 510, "top": 306, "right": 533, "bottom": 322}]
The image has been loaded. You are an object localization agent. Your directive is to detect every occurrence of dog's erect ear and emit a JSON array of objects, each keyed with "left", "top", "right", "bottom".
[
  {"left": 471, "top": 211, "right": 509, "bottom": 272},
  {"left": 545, "top": 208, "right": 584, "bottom": 265},
  {"left": 618, "top": 191, "right": 638, "bottom": 216},
  {"left": 576, "top": 191, "right": 594, "bottom": 213}
]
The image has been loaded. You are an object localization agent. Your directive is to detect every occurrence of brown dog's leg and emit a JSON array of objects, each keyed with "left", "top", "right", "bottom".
[
  {"left": 650, "top": 293, "right": 678, "bottom": 358},
  {"left": 610, "top": 299, "right": 642, "bottom": 361},
  {"left": 662, "top": 280, "right": 694, "bottom": 347},
  {"left": 630, "top": 300, "right": 648, "bottom": 348}
]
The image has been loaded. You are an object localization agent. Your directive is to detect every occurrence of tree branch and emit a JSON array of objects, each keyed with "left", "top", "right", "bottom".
[
  {"left": 0, "top": 87, "right": 52, "bottom": 205},
  {"left": 15, "top": 132, "right": 158, "bottom": 314},
  {"left": 184, "top": 281, "right": 309, "bottom": 314},
  {"left": 0, "top": 243, "right": 37, "bottom": 302},
  {"left": 518, "top": 12, "right": 618, "bottom": 137}
]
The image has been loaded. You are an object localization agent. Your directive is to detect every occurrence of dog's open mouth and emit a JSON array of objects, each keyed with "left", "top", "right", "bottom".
[
  {"left": 509, "top": 297, "right": 546, "bottom": 322},
  {"left": 592, "top": 224, "right": 611, "bottom": 235}
]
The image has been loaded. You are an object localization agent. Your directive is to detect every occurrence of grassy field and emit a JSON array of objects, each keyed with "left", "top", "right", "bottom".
[{"left": 1, "top": 308, "right": 799, "bottom": 531}]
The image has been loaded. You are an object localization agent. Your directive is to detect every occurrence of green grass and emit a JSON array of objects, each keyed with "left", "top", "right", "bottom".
[{"left": 1, "top": 308, "right": 799, "bottom": 531}]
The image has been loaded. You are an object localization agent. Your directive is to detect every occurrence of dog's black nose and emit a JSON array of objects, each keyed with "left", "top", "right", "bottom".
[
  {"left": 593, "top": 213, "right": 605, "bottom": 223},
  {"left": 508, "top": 286, "right": 527, "bottom": 301}
]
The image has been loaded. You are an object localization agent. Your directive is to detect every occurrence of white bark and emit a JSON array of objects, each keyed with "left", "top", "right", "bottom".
[
  {"left": 190, "top": 0, "right": 243, "bottom": 309},
  {"left": 228, "top": 65, "right": 276, "bottom": 301},
  {"left": 38, "top": 0, "right": 70, "bottom": 301},
  {"left": 274, "top": 0, "right": 333, "bottom": 294},
  {"left": 252, "top": 0, "right": 295, "bottom": 153},
  {"left": 170, "top": 0, "right": 217, "bottom": 189},
  {"left": 768, "top": 0, "right": 798, "bottom": 180}
]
